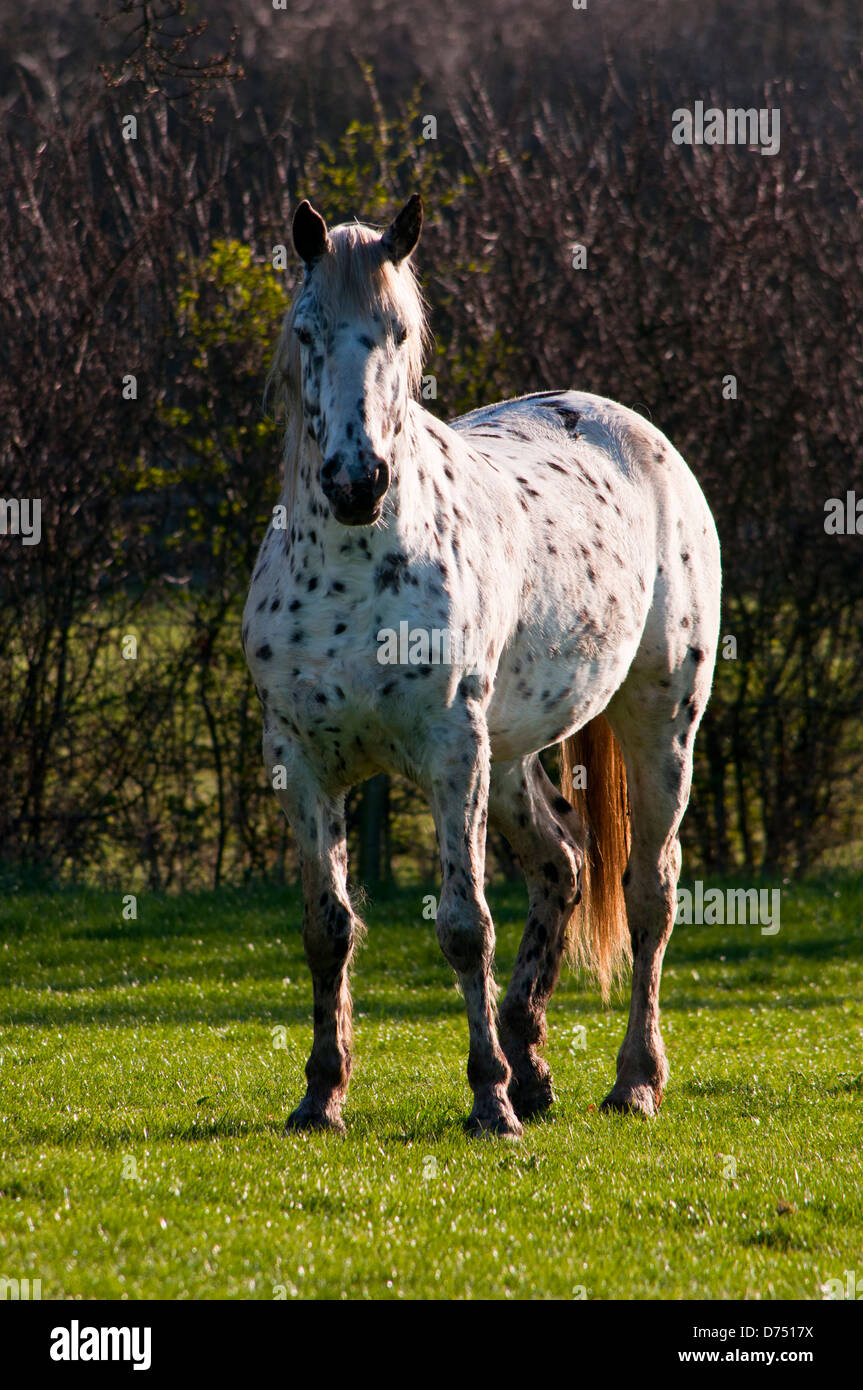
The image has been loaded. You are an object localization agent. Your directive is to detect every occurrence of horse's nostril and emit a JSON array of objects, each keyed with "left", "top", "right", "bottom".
[
  {"left": 371, "top": 461, "right": 390, "bottom": 499},
  {"left": 323, "top": 452, "right": 352, "bottom": 487}
]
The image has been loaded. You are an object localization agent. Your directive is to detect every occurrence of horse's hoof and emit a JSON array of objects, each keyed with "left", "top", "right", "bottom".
[
  {"left": 508, "top": 1077, "right": 555, "bottom": 1122},
  {"left": 599, "top": 1082, "right": 660, "bottom": 1117},
  {"left": 465, "top": 1104, "right": 523, "bottom": 1139},
  {"left": 285, "top": 1102, "right": 346, "bottom": 1135}
]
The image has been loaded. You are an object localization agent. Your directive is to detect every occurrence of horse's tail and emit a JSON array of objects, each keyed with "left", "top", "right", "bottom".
[{"left": 560, "top": 714, "right": 632, "bottom": 1002}]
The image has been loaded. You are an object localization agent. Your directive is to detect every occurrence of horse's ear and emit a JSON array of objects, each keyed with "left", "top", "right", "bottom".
[
  {"left": 292, "top": 200, "right": 330, "bottom": 265},
  {"left": 381, "top": 193, "right": 423, "bottom": 265}
]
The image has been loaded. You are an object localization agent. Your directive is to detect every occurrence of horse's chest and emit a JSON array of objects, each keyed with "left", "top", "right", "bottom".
[{"left": 244, "top": 539, "right": 452, "bottom": 769}]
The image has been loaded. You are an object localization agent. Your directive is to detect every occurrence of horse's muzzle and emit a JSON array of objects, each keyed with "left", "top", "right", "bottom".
[{"left": 322, "top": 457, "right": 390, "bottom": 526}]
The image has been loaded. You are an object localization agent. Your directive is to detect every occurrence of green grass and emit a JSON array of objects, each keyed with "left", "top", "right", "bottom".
[{"left": 0, "top": 875, "right": 861, "bottom": 1300}]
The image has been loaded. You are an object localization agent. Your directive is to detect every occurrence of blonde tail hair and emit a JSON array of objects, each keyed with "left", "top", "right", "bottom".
[{"left": 560, "top": 714, "right": 632, "bottom": 1001}]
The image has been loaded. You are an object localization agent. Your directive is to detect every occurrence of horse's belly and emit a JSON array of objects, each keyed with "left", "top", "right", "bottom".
[
  {"left": 487, "top": 644, "right": 637, "bottom": 761},
  {"left": 485, "top": 572, "right": 649, "bottom": 765}
]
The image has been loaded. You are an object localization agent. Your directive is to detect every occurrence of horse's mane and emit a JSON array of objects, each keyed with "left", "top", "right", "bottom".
[{"left": 266, "top": 221, "right": 429, "bottom": 511}]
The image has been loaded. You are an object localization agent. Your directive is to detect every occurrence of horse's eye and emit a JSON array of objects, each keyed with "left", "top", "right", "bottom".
[
  {"left": 294, "top": 325, "right": 313, "bottom": 347},
  {"left": 393, "top": 324, "right": 408, "bottom": 346}
]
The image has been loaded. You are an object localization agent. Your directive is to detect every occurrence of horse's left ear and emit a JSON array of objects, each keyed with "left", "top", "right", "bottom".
[{"left": 382, "top": 194, "right": 423, "bottom": 264}]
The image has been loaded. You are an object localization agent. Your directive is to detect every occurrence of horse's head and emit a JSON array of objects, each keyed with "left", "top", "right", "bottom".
[{"left": 283, "top": 195, "right": 426, "bottom": 526}]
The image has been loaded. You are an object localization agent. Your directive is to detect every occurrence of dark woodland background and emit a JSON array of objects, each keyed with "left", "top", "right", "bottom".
[{"left": 1, "top": 0, "right": 861, "bottom": 891}]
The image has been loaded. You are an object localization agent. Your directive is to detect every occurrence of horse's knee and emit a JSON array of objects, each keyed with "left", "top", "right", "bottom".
[
  {"left": 303, "top": 889, "right": 355, "bottom": 973},
  {"left": 435, "top": 896, "right": 492, "bottom": 975},
  {"left": 626, "top": 828, "right": 681, "bottom": 886}
]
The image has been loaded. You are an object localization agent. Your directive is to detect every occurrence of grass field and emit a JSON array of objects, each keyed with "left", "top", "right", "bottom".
[{"left": 1, "top": 875, "right": 861, "bottom": 1300}]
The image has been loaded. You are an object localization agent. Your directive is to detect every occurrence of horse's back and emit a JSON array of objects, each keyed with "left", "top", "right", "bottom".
[
  {"left": 455, "top": 389, "right": 701, "bottom": 493},
  {"left": 452, "top": 387, "right": 719, "bottom": 596}
]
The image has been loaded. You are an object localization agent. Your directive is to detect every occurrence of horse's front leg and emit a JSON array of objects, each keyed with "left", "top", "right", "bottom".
[
  {"left": 429, "top": 709, "right": 522, "bottom": 1139},
  {"left": 267, "top": 737, "right": 358, "bottom": 1133}
]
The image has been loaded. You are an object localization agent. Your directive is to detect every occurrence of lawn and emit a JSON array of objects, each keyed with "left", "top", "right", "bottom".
[{"left": 0, "top": 875, "right": 861, "bottom": 1300}]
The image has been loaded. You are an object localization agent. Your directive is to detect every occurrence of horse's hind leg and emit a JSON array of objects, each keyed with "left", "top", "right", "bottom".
[
  {"left": 602, "top": 652, "right": 712, "bottom": 1115},
  {"left": 490, "top": 755, "right": 585, "bottom": 1120},
  {"left": 266, "top": 737, "right": 358, "bottom": 1134}
]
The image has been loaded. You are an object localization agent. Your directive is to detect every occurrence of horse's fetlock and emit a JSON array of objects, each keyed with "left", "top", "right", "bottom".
[{"left": 306, "top": 1042, "right": 351, "bottom": 1095}]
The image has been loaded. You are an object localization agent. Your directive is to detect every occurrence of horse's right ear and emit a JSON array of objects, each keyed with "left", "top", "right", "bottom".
[{"left": 292, "top": 200, "right": 330, "bottom": 265}]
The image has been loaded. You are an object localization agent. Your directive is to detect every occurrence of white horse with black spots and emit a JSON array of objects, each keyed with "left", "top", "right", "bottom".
[{"left": 243, "top": 195, "right": 721, "bottom": 1137}]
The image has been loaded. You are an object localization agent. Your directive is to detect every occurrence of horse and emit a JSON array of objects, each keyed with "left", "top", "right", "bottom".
[{"left": 243, "top": 194, "right": 721, "bottom": 1137}]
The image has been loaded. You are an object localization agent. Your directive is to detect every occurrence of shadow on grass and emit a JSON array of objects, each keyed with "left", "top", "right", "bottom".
[
  {"left": 822, "top": 1072, "right": 863, "bottom": 1095},
  {"left": 3, "top": 878, "right": 859, "bottom": 1035},
  {"left": 660, "top": 991, "right": 853, "bottom": 1013},
  {"left": 1, "top": 991, "right": 470, "bottom": 1030},
  {"left": 667, "top": 930, "right": 860, "bottom": 966},
  {"left": 12, "top": 1115, "right": 291, "bottom": 1149},
  {"left": 13, "top": 1109, "right": 493, "bottom": 1151},
  {"left": 3, "top": 976, "right": 855, "bottom": 1029},
  {"left": 745, "top": 1227, "right": 810, "bottom": 1252}
]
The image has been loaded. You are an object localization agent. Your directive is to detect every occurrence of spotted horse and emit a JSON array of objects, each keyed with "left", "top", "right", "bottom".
[{"left": 243, "top": 195, "right": 721, "bottom": 1137}]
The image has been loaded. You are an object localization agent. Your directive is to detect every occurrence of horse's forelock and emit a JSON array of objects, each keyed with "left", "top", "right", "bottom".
[{"left": 319, "top": 222, "right": 428, "bottom": 389}]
